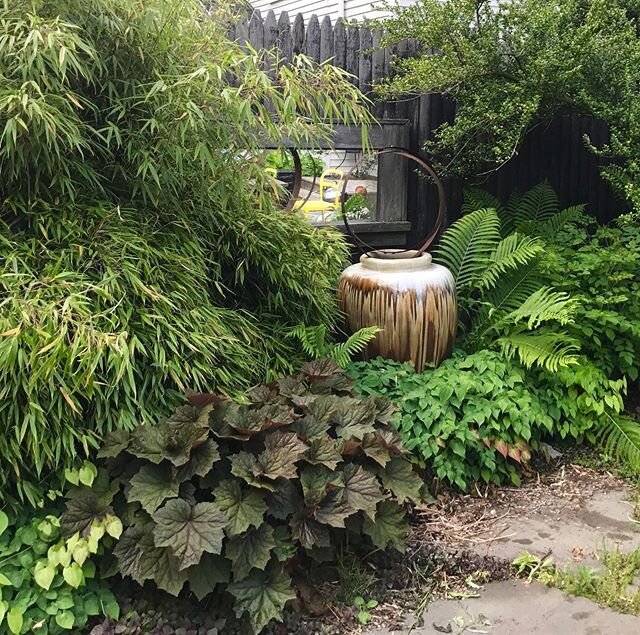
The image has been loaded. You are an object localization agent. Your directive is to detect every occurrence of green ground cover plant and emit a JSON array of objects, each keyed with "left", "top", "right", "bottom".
[
  {"left": 513, "top": 548, "right": 640, "bottom": 616},
  {"left": 0, "top": 468, "right": 119, "bottom": 635},
  {"left": 0, "top": 0, "right": 371, "bottom": 505},
  {"left": 62, "top": 360, "right": 421, "bottom": 634}
]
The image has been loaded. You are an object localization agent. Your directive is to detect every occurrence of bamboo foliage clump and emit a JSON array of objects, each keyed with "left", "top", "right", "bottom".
[{"left": 0, "top": 0, "right": 372, "bottom": 504}]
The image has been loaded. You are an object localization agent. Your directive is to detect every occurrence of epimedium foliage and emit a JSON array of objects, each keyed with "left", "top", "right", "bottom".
[
  {"left": 348, "top": 352, "right": 628, "bottom": 489},
  {"left": 62, "top": 360, "right": 421, "bottom": 634},
  {"left": 377, "top": 0, "right": 640, "bottom": 212},
  {"left": 0, "top": 0, "right": 372, "bottom": 504},
  {"left": 0, "top": 478, "right": 120, "bottom": 635}
]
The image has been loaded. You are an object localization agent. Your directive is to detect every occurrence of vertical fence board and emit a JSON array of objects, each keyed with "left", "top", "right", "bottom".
[
  {"left": 334, "top": 18, "right": 347, "bottom": 70},
  {"left": 358, "top": 27, "right": 372, "bottom": 95},
  {"left": 320, "top": 16, "right": 334, "bottom": 63},
  {"left": 277, "top": 11, "right": 293, "bottom": 63},
  {"left": 248, "top": 10, "right": 264, "bottom": 52},
  {"left": 305, "top": 14, "right": 320, "bottom": 61},
  {"left": 292, "top": 13, "right": 305, "bottom": 56},
  {"left": 371, "top": 29, "right": 385, "bottom": 119},
  {"left": 346, "top": 24, "right": 360, "bottom": 84}
]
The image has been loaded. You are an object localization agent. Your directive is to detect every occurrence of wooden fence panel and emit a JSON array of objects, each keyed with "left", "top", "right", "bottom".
[{"left": 232, "top": 10, "right": 626, "bottom": 231}]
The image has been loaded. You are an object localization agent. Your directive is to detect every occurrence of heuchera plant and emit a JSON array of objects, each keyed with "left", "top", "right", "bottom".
[{"left": 62, "top": 360, "right": 421, "bottom": 633}]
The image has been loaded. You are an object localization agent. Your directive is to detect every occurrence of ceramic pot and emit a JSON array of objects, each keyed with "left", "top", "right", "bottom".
[{"left": 338, "top": 250, "right": 457, "bottom": 370}]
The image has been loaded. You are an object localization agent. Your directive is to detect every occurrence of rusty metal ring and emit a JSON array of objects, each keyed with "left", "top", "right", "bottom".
[
  {"left": 278, "top": 148, "right": 317, "bottom": 213},
  {"left": 339, "top": 147, "right": 447, "bottom": 257}
]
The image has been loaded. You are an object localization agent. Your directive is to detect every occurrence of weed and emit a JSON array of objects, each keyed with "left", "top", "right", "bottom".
[
  {"left": 512, "top": 547, "right": 640, "bottom": 615},
  {"left": 335, "top": 553, "right": 376, "bottom": 605},
  {"left": 354, "top": 596, "right": 379, "bottom": 624}
]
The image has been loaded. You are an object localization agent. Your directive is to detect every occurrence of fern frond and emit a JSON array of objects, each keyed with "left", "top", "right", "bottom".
[
  {"left": 537, "top": 204, "right": 585, "bottom": 236},
  {"left": 435, "top": 208, "right": 501, "bottom": 289},
  {"left": 462, "top": 188, "right": 503, "bottom": 215},
  {"left": 478, "top": 233, "right": 544, "bottom": 290},
  {"left": 288, "top": 324, "right": 330, "bottom": 358},
  {"left": 287, "top": 324, "right": 380, "bottom": 367},
  {"left": 598, "top": 413, "right": 640, "bottom": 472},
  {"left": 500, "top": 188, "right": 522, "bottom": 235},
  {"left": 331, "top": 326, "right": 380, "bottom": 367},
  {"left": 482, "top": 265, "right": 547, "bottom": 315},
  {"left": 497, "top": 331, "right": 580, "bottom": 371},
  {"left": 512, "top": 182, "right": 560, "bottom": 228},
  {"left": 504, "top": 286, "right": 578, "bottom": 329}
]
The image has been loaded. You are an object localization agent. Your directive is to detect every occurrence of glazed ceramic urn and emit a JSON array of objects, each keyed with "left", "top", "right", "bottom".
[{"left": 338, "top": 250, "right": 457, "bottom": 370}]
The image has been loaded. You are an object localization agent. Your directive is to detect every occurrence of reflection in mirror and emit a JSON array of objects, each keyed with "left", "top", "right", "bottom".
[{"left": 268, "top": 149, "right": 379, "bottom": 224}]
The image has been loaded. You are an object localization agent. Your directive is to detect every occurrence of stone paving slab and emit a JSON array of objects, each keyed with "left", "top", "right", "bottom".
[
  {"left": 368, "top": 580, "right": 640, "bottom": 634},
  {"left": 467, "top": 488, "right": 640, "bottom": 570}
]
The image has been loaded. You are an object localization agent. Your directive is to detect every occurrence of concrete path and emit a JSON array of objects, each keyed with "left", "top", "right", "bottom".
[
  {"left": 367, "top": 474, "right": 640, "bottom": 634},
  {"left": 466, "top": 488, "right": 640, "bottom": 570},
  {"left": 369, "top": 580, "right": 640, "bottom": 634}
]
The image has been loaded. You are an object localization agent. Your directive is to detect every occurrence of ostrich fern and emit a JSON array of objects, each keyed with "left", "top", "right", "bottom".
[{"left": 435, "top": 200, "right": 579, "bottom": 371}]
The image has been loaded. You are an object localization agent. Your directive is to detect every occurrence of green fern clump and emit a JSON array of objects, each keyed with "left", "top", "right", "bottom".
[
  {"left": 0, "top": 0, "right": 372, "bottom": 505},
  {"left": 287, "top": 324, "right": 380, "bottom": 368},
  {"left": 435, "top": 183, "right": 581, "bottom": 371}
]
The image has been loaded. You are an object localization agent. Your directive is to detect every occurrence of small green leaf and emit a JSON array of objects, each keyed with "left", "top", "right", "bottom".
[
  {"left": 104, "top": 514, "right": 123, "bottom": 539},
  {"left": 78, "top": 462, "right": 98, "bottom": 487},
  {"left": 153, "top": 499, "right": 227, "bottom": 569},
  {"left": 72, "top": 542, "right": 90, "bottom": 566},
  {"left": 0, "top": 573, "right": 12, "bottom": 586},
  {"left": 62, "top": 562, "right": 83, "bottom": 588},
  {"left": 0, "top": 511, "right": 8, "bottom": 537},
  {"left": 33, "top": 561, "right": 56, "bottom": 590},
  {"left": 55, "top": 610, "right": 75, "bottom": 630},
  {"left": 64, "top": 468, "right": 80, "bottom": 486},
  {"left": 377, "top": 457, "right": 422, "bottom": 504},
  {"left": 228, "top": 562, "right": 296, "bottom": 633},
  {"left": 363, "top": 501, "right": 408, "bottom": 553},
  {"left": 186, "top": 553, "right": 231, "bottom": 600},
  {"left": 225, "top": 524, "right": 275, "bottom": 580},
  {"left": 128, "top": 463, "right": 180, "bottom": 514},
  {"left": 342, "top": 464, "right": 383, "bottom": 519},
  {"left": 214, "top": 479, "right": 267, "bottom": 536},
  {"left": 7, "top": 608, "right": 24, "bottom": 635}
]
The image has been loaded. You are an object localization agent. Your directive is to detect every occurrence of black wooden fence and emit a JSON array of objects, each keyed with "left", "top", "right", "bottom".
[{"left": 230, "top": 10, "right": 625, "bottom": 238}]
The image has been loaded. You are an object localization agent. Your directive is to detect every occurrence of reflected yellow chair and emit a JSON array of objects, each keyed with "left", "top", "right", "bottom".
[{"left": 293, "top": 168, "right": 344, "bottom": 222}]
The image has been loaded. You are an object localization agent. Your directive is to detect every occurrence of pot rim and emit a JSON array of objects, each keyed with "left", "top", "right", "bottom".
[{"left": 359, "top": 250, "right": 433, "bottom": 271}]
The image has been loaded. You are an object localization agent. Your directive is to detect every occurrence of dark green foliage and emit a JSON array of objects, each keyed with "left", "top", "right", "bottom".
[
  {"left": 541, "top": 213, "right": 640, "bottom": 382},
  {"left": 0, "top": 0, "right": 371, "bottom": 503},
  {"left": 63, "top": 361, "right": 420, "bottom": 634},
  {"left": 0, "top": 503, "right": 118, "bottom": 634},
  {"left": 377, "top": 0, "right": 640, "bottom": 212}
]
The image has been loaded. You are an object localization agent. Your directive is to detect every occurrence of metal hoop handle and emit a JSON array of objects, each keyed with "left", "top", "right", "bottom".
[{"left": 339, "top": 147, "right": 447, "bottom": 257}]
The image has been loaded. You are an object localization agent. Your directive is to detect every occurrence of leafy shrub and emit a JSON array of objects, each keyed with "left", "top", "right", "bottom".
[
  {"left": 0, "top": 486, "right": 119, "bottom": 634},
  {"left": 0, "top": 0, "right": 371, "bottom": 503},
  {"left": 435, "top": 184, "right": 579, "bottom": 371},
  {"left": 62, "top": 360, "right": 421, "bottom": 634},
  {"left": 348, "top": 352, "right": 631, "bottom": 488},
  {"left": 377, "top": 0, "right": 640, "bottom": 212},
  {"left": 541, "top": 213, "right": 640, "bottom": 382},
  {"left": 351, "top": 351, "right": 551, "bottom": 487}
]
